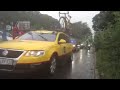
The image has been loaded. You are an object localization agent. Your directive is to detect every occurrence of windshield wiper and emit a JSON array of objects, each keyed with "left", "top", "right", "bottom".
[
  {"left": 38, "top": 34, "right": 48, "bottom": 41},
  {"left": 28, "top": 32, "right": 34, "bottom": 40}
]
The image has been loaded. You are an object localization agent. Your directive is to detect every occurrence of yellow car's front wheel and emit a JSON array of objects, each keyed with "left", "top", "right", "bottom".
[
  {"left": 67, "top": 52, "right": 74, "bottom": 63},
  {"left": 47, "top": 55, "right": 57, "bottom": 75}
]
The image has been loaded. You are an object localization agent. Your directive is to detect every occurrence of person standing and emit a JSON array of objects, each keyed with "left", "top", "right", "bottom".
[
  {"left": 18, "top": 30, "right": 25, "bottom": 36},
  {"left": 12, "top": 23, "right": 19, "bottom": 39},
  {"left": 1, "top": 22, "right": 7, "bottom": 41}
]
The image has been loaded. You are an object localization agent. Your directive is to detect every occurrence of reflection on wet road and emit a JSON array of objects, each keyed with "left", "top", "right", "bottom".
[
  {"left": 70, "top": 49, "right": 95, "bottom": 79},
  {"left": 0, "top": 48, "right": 95, "bottom": 79}
]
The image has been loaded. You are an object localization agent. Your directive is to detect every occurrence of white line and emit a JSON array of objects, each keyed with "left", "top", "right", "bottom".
[{"left": 79, "top": 49, "right": 83, "bottom": 62}]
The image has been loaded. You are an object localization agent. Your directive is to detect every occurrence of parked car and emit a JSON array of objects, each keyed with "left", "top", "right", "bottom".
[{"left": 0, "top": 30, "right": 73, "bottom": 75}]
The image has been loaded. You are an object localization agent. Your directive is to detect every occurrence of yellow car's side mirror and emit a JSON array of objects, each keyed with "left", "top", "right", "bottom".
[{"left": 58, "top": 39, "right": 66, "bottom": 44}]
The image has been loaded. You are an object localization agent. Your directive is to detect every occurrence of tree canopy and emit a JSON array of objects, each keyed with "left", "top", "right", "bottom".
[
  {"left": 0, "top": 11, "right": 60, "bottom": 30},
  {"left": 71, "top": 21, "right": 92, "bottom": 40}
]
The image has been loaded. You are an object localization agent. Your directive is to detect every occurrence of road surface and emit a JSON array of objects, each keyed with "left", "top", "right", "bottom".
[{"left": 0, "top": 48, "right": 95, "bottom": 79}]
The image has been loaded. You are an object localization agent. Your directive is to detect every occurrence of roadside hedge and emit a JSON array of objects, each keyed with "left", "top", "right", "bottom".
[{"left": 93, "top": 12, "right": 120, "bottom": 79}]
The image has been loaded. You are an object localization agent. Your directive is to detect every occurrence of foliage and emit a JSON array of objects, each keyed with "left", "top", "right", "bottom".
[
  {"left": 93, "top": 11, "right": 120, "bottom": 79},
  {"left": 71, "top": 21, "right": 92, "bottom": 41},
  {"left": 0, "top": 11, "right": 60, "bottom": 30}
]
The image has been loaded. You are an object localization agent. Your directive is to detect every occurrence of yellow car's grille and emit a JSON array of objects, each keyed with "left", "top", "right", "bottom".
[{"left": 0, "top": 49, "right": 24, "bottom": 58}]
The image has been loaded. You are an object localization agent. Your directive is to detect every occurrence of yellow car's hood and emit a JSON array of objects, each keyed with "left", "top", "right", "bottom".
[{"left": 0, "top": 40, "right": 56, "bottom": 50}]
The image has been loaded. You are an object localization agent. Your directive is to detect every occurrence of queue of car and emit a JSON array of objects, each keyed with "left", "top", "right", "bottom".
[
  {"left": 0, "top": 30, "right": 74, "bottom": 75},
  {"left": 70, "top": 38, "right": 80, "bottom": 52},
  {"left": 79, "top": 42, "right": 92, "bottom": 50},
  {"left": 0, "top": 29, "right": 92, "bottom": 76}
]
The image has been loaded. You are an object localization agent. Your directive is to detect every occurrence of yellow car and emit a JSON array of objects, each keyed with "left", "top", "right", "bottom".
[{"left": 0, "top": 30, "right": 73, "bottom": 74}]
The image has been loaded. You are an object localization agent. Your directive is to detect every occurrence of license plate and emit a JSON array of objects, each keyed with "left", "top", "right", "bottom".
[{"left": 0, "top": 58, "right": 13, "bottom": 65}]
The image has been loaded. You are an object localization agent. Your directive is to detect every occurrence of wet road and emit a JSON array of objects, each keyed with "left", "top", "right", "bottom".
[{"left": 0, "top": 48, "right": 95, "bottom": 79}]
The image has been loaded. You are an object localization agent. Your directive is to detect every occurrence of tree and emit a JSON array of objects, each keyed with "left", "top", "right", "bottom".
[
  {"left": 92, "top": 11, "right": 114, "bottom": 31},
  {"left": 71, "top": 21, "right": 92, "bottom": 40},
  {"left": 0, "top": 11, "right": 60, "bottom": 30},
  {"left": 93, "top": 11, "right": 120, "bottom": 79}
]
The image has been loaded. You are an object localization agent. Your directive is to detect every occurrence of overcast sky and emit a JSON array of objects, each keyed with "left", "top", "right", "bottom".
[{"left": 40, "top": 11, "right": 100, "bottom": 33}]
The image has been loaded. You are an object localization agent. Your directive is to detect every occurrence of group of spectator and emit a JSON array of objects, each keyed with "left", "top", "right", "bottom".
[{"left": 0, "top": 22, "right": 25, "bottom": 41}]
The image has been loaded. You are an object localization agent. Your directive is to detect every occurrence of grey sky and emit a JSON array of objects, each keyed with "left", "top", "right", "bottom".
[{"left": 40, "top": 11, "right": 100, "bottom": 33}]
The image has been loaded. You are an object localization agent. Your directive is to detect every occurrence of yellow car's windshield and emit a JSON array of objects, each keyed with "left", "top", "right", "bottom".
[{"left": 18, "top": 31, "right": 57, "bottom": 42}]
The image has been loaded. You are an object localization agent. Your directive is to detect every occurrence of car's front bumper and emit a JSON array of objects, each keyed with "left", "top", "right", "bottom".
[{"left": 0, "top": 61, "right": 49, "bottom": 73}]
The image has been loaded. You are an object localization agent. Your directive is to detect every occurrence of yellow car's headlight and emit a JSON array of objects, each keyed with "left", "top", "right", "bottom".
[
  {"left": 25, "top": 50, "right": 45, "bottom": 57},
  {"left": 73, "top": 45, "right": 76, "bottom": 47}
]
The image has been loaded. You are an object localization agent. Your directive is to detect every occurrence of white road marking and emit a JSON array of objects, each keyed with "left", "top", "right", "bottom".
[{"left": 79, "top": 49, "right": 83, "bottom": 63}]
